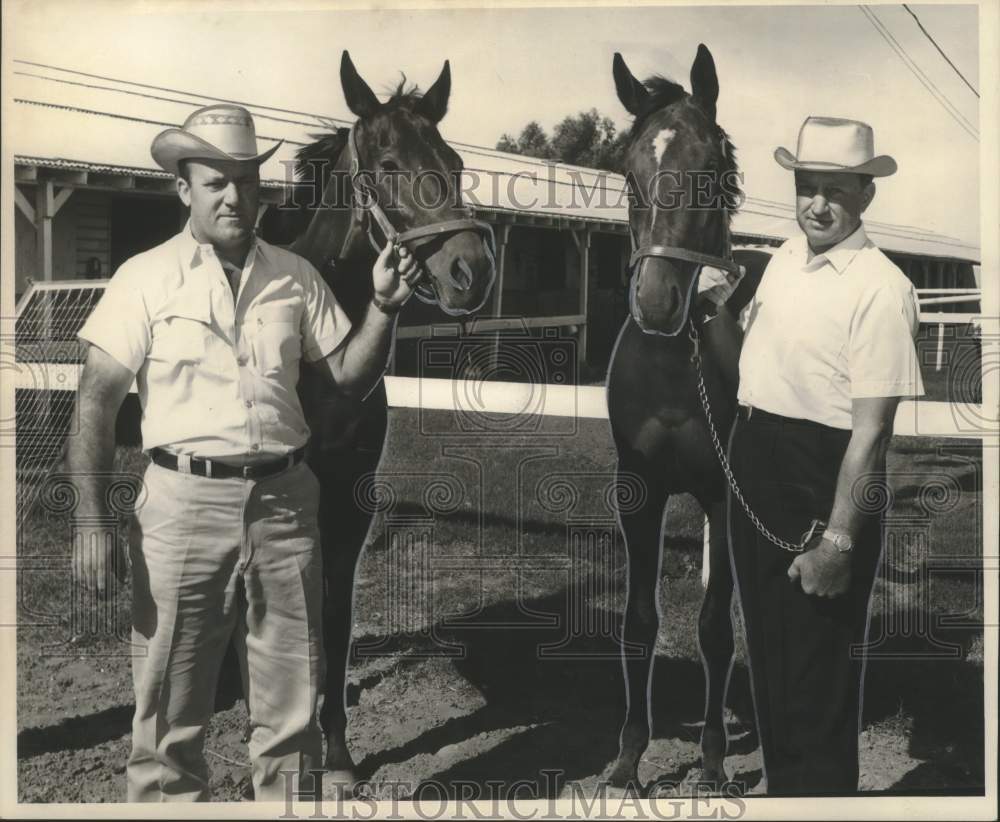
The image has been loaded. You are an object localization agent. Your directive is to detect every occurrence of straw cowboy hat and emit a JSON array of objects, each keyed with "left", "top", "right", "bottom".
[
  {"left": 774, "top": 116, "right": 896, "bottom": 177},
  {"left": 151, "top": 103, "right": 282, "bottom": 176}
]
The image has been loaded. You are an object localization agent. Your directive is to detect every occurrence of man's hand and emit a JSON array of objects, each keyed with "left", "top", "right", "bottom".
[
  {"left": 372, "top": 242, "right": 420, "bottom": 311},
  {"left": 788, "top": 537, "right": 851, "bottom": 597},
  {"left": 697, "top": 264, "right": 745, "bottom": 307},
  {"left": 72, "top": 523, "right": 127, "bottom": 600}
]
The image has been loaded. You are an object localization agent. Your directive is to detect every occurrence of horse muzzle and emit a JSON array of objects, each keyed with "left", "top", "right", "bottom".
[{"left": 629, "top": 257, "right": 698, "bottom": 337}]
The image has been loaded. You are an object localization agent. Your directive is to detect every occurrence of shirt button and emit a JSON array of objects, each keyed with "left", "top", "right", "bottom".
[
  {"left": 237, "top": 355, "right": 248, "bottom": 366},
  {"left": 251, "top": 443, "right": 261, "bottom": 452},
  {"left": 245, "top": 400, "right": 254, "bottom": 408}
]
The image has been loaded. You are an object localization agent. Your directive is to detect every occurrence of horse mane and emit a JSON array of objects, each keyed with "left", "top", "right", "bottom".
[
  {"left": 296, "top": 128, "right": 350, "bottom": 178},
  {"left": 294, "top": 75, "right": 429, "bottom": 179}
]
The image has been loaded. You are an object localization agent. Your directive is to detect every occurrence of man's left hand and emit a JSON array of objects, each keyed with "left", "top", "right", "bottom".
[
  {"left": 788, "top": 537, "right": 851, "bottom": 597},
  {"left": 372, "top": 241, "right": 420, "bottom": 310}
]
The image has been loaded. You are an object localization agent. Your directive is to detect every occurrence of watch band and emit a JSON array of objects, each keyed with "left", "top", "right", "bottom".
[
  {"left": 822, "top": 528, "right": 854, "bottom": 552},
  {"left": 371, "top": 293, "right": 403, "bottom": 315}
]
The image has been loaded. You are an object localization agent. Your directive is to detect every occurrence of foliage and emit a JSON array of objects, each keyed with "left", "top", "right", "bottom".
[{"left": 497, "top": 109, "right": 629, "bottom": 172}]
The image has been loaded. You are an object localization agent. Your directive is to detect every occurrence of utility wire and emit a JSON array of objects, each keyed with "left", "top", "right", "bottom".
[
  {"left": 858, "top": 6, "right": 978, "bottom": 141},
  {"left": 902, "top": 4, "right": 979, "bottom": 98}
]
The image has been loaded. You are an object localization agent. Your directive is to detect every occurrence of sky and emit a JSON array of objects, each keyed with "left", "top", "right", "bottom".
[{"left": 8, "top": 0, "right": 984, "bottom": 245}]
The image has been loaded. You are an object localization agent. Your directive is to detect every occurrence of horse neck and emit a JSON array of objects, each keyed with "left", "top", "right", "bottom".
[{"left": 289, "top": 150, "right": 377, "bottom": 323}]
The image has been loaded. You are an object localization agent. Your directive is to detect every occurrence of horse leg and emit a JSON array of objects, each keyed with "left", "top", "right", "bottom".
[
  {"left": 319, "top": 540, "right": 363, "bottom": 792},
  {"left": 695, "top": 497, "right": 736, "bottom": 787},
  {"left": 607, "top": 471, "right": 669, "bottom": 788},
  {"left": 315, "top": 467, "right": 373, "bottom": 797}
]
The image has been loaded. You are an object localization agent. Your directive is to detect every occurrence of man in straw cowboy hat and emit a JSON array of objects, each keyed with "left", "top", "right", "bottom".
[
  {"left": 717, "top": 117, "right": 924, "bottom": 793},
  {"left": 67, "top": 103, "right": 419, "bottom": 801}
]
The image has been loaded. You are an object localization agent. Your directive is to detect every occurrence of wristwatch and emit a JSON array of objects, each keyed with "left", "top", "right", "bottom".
[
  {"left": 371, "top": 292, "right": 403, "bottom": 315},
  {"left": 822, "top": 528, "right": 854, "bottom": 553}
]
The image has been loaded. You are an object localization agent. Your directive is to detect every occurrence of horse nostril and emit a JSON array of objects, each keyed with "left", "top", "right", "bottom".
[{"left": 447, "top": 258, "right": 473, "bottom": 291}]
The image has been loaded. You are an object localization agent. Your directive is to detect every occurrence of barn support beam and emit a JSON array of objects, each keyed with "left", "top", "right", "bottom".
[
  {"left": 492, "top": 224, "right": 511, "bottom": 368},
  {"left": 575, "top": 228, "right": 591, "bottom": 371},
  {"left": 14, "top": 186, "right": 35, "bottom": 223},
  {"left": 34, "top": 180, "right": 74, "bottom": 282}
]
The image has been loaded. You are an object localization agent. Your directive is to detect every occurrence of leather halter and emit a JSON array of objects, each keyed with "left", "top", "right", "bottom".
[
  {"left": 626, "top": 187, "right": 739, "bottom": 336},
  {"left": 346, "top": 125, "right": 496, "bottom": 303},
  {"left": 628, "top": 243, "right": 742, "bottom": 276}
]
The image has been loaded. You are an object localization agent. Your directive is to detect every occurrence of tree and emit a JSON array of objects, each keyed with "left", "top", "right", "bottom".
[
  {"left": 496, "top": 121, "right": 554, "bottom": 160},
  {"left": 496, "top": 110, "right": 627, "bottom": 172}
]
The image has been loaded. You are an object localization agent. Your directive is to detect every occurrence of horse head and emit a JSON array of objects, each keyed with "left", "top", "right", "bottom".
[
  {"left": 294, "top": 51, "right": 495, "bottom": 317},
  {"left": 613, "top": 45, "right": 740, "bottom": 337}
]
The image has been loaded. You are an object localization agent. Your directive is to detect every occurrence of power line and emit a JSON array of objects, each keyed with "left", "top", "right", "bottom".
[
  {"left": 858, "top": 6, "right": 978, "bottom": 141},
  {"left": 902, "top": 4, "right": 980, "bottom": 98}
]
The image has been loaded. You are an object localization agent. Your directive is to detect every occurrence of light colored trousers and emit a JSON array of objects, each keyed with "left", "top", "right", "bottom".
[{"left": 126, "top": 460, "right": 325, "bottom": 801}]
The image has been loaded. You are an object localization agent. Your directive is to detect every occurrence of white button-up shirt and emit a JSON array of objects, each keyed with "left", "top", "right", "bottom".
[
  {"left": 79, "top": 224, "right": 351, "bottom": 458},
  {"left": 737, "top": 224, "right": 924, "bottom": 429}
]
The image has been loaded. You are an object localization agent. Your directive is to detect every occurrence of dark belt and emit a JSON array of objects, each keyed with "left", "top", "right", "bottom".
[
  {"left": 150, "top": 446, "right": 307, "bottom": 480},
  {"left": 737, "top": 404, "right": 845, "bottom": 434}
]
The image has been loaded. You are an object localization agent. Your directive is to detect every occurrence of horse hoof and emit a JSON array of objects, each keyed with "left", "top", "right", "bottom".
[
  {"left": 680, "top": 766, "right": 730, "bottom": 795},
  {"left": 322, "top": 768, "right": 359, "bottom": 800},
  {"left": 604, "top": 760, "right": 640, "bottom": 790}
]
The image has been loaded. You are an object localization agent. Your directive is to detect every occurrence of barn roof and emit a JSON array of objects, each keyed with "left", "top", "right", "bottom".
[{"left": 12, "top": 62, "right": 980, "bottom": 263}]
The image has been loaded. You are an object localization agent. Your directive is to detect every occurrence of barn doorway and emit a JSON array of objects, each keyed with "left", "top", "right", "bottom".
[{"left": 110, "top": 194, "right": 183, "bottom": 271}]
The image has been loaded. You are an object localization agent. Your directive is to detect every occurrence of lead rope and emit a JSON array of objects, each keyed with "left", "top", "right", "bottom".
[{"left": 686, "top": 309, "right": 817, "bottom": 553}]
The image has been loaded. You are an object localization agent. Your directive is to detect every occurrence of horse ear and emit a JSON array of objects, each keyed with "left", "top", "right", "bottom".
[
  {"left": 418, "top": 60, "right": 451, "bottom": 123},
  {"left": 340, "top": 50, "right": 381, "bottom": 118},
  {"left": 690, "top": 44, "right": 719, "bottom": 120},
  {"left": 613, "top": 53, "right": 648, "bottom": 116}
]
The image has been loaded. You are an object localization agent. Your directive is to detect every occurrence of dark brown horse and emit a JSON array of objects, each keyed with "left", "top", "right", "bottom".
[
  {"left": 604, "top": 46, "right": 771, "bottom": 788},
  {"left": 272, "top": 51, "right": 496, "bottom": 791}
]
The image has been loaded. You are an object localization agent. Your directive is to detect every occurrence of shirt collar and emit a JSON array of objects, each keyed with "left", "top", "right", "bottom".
[
  {"left": 799, "top": 223, "right": 869, "bottom": 274},
  {"left": 180, "top": 219, "right": 262, "bottom": 271}
]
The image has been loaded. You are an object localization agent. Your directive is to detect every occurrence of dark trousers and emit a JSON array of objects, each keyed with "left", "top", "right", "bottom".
[{"left": 727, "top": 410, "right": 883, "bottom": 795}]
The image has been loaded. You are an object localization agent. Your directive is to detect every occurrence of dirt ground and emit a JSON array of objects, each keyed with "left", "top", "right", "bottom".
[
  {"left": 16, "top": 571, "right": 985, "bottom": 803},
  {"left": 15, "top": 417, "right": 986, "bottom": 804}
]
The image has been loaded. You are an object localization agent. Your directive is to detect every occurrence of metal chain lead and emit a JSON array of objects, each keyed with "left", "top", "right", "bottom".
[{"left": 687, "top": 322, "right": 812, "bottom": 553}]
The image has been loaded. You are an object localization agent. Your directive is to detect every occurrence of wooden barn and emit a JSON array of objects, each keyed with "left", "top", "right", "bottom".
[{"left": 11, "top": 63, "right": 981, "bottom": 380}]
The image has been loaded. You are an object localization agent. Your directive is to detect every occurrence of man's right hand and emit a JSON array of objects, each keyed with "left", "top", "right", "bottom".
[
  {"left": 72, "top": 523, "right": 127, "bottom": 600},
  {"left": 697, "top": 264, "right": 746, "bottom": 306}
]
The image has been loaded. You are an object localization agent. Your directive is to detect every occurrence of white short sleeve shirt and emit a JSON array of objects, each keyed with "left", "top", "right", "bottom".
[
  {"left": 78, "top": 224, "right": 352, "bottom": 458},
  {"left": 737, "top": 224, "right": 924, "bottom": 429}
]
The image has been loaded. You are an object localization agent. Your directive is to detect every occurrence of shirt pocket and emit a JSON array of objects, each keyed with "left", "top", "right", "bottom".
[
  {"left": 252, "top": 304, "right": 300, "bottom": 376},
  {"left": 150, "top": 298, "right": 211, "bottom": 364}
]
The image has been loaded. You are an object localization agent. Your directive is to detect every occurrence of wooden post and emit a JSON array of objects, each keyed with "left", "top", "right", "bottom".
[
  {"left": 936, "top": 322, "right": 945, "bottom": 372},
  {"left": 33, "top": 180, "right": 74, "bottom": 281},
  {"left": 35, "top": 182, "right": 55, "bottom": 282},
  {"left": 492, "top": 224, "right": 511, "bottom": 369},
  {"left": 578, "top": 228, "right": 590, "bottom": 372}
]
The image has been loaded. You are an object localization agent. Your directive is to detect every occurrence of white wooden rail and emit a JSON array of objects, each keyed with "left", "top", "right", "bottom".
[{"left": 10, "top": 366, "right": 990, "bottom": 440}]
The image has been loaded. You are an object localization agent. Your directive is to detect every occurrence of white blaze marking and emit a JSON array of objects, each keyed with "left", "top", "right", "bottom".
[{"left": 652, "top": 128, "right": 676, "bottom": 165}]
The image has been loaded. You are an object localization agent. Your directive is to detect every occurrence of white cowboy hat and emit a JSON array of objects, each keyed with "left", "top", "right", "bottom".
[
  {"left": 151, "top": 103, "right": 282, "bottom": 175},
  {"left": 774, "top": 116, "right": 896, "bottom": 177}
]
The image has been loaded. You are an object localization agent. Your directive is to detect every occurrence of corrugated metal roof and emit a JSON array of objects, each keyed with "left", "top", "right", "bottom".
[{"left": 11, "top": 65, "right": 980, "bottom": 262}]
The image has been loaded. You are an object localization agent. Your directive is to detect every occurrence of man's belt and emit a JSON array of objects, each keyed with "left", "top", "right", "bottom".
[
  {"left": 737, "top": 405, "right": 843, "bottom": 433},
  {"left": 149, "top": 446, "right": 307, "bottom": 480}
]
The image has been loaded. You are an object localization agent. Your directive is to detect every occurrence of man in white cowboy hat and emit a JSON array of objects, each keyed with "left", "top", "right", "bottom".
[
  {"left": 723, "top": 117, "right": 924, "bottom": 794},
  {"left": 67, "top": 103, "right": 419, "bottom": 801}
]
